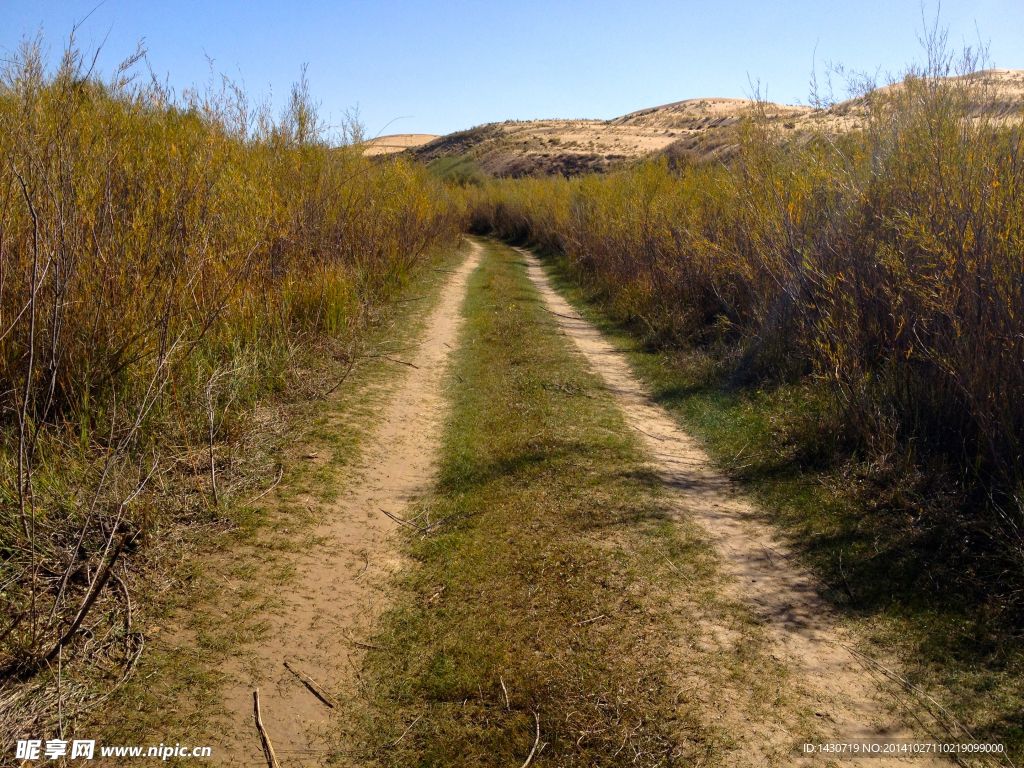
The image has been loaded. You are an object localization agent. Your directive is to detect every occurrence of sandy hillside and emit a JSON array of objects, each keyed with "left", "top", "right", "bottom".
[
  {"left": 363, "top": 133, "right": 440, "bottom": 156},
  {"left": 408, "top": 69, "right": 1024, "bottom": 176},
  {"left": 408, "top": 98, "right": 810, "bottom": 175}
]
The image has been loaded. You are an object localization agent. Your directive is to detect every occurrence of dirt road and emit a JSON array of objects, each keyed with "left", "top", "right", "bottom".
[
  {"left": 213, "top": 245, "right": 481, "bottom": 766},
  {"left": 198, "top": 240, "right": 967, "bottom": 766},
  {"left": 517, "top": 247, "right": 952, "bottom": 767}
]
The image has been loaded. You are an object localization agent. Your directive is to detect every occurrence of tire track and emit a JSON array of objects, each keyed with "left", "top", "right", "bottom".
[
  {"left": 517, "top": 246, "right": 955, "bottom": 767},
  {"left": 213, "top": 243, "right": 481, "bottom": 766}
]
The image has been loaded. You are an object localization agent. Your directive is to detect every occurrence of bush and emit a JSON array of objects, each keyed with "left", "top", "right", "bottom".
[
  {"left": 466, "top": 49, "right": 1024, "bottom": 595},
  {"left": 0, "top": 37, "right": 459, "bottom": 682}
]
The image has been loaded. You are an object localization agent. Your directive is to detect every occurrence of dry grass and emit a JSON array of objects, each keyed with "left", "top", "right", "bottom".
[
  {"left": 410, "top": 69, "right": 1024, "bottom": 180},
  {"left": 0, "top": 35, "right": 459, "bottom": 747},
  {"left": 410, "top": 99, "right": 811, "bottom": 178}
]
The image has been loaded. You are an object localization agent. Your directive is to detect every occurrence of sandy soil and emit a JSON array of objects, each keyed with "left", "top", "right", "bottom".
[
  {"left": 362, "top": 134, "right": 440, "bottom": 156},
  {"left": 211, "top": 245, "right": 480, "bottom": 766},
  {"left": 518, "top": 248, "right": 955, "bottom": 767}
]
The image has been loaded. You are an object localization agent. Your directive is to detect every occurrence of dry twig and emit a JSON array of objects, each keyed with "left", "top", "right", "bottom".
[
  {"left": 838, "top": 550, "right": 856, "bottom": 603},
  {"left": 320, "top": 354, "right": 358, "bottom": 399},
  {"left": 342, "top": 632, "right": 383, "bottom": 650},
  {"left": 354, "top": 551, "right": 369, "bottom": 579},
  {"left": 839, "top": 643, "right": 1005, "bottom": 761},
  {"left": 253, "top": 689, "right": 280, "bottom": 768},
  {"left": 390, "top": 715, "right": 422, "bottom": 747},
  {"left": 379, "top": 508, "right": 426, "bottom": 533},
  {"left": 365, "top": 354, "right": 418, "bottom": 369},
  {"left": 283, "top": 661, "right": 338, "bottom": 708},
  {"left": 521, "top": 711, "right": 541, "bottom": 768},
  {"left": 43, "top": 533, "right": 129, "bottom": 664},
  {"left": 247, "top": 466, "right": 284, "bottom": 505}
]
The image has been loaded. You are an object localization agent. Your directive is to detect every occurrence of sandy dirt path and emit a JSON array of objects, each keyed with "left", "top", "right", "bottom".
[
  {"left": 214, "top": 245, "right": 481, "bottom": 766},
  {"left": 517, "top": 247, "right": 952, "bottom": 767}
]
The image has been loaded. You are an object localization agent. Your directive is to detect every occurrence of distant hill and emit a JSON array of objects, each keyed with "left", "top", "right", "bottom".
[
  {"left": 402, "top": 69, "right": 1024, "bottom": 178},
  {"left": 363, "top": 134, "right": 439, "bottom": 156}
]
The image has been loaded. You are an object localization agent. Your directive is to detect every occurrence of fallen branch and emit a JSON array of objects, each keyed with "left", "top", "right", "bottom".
[
  {"left": 253, "top": 689, "right": 281, "bottom": 768},
  {"left": 246, "top": 466, "right": 284, "bottom": 505},
  {"left": 521, "top": 711, "right": 541, "bottom": 768},
  {"left": 500, "top": 677, "right": 510, "bottom": 710},
  {"left": 572, "top": 614, "right": 606, "bottom": 627},
  {"left": 283, "top": 661, "right": 338, "bottom": 708},
  {"left": 44, "top": 532, "right": 129, "bottom": 663}
]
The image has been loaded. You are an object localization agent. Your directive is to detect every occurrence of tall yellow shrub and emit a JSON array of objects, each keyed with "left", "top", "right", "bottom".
[
  {"left": 468, "top": 58, "right": 1024, "bottom": 575},
  {"left": 0, "top": 38, "right": 458, "bottom": 681}
]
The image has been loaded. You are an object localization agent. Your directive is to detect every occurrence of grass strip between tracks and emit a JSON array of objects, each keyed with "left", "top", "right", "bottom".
[{"left": 356, "top": 240, "right": 793, "bottom": 767}]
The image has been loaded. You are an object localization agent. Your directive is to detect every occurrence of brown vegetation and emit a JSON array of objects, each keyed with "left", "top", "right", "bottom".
[
  {"left": 465, "top": 48, "right": 1024, "bottom": 609},
  {"left": 0, "top": 37, "right": 458, "bottom": 742},
  {"left": 363, "top": 134, "right": 440, "bottom": 156}
]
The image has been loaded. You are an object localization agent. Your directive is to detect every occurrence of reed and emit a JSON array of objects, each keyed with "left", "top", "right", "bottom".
[
  {"left": 0, "top": 34, "right": 458, "bottom": 703},
  {"left": 467, "top": 44, "right": 1024, "bottom": 601}
]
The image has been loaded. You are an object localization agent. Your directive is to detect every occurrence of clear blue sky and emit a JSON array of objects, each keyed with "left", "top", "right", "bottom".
[{"left": 2, "top": 1, "right": 1021, "bottom": 137}]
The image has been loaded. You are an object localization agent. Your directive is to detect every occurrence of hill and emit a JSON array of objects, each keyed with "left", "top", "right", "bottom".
[
  {"left": 408, "top": 98, "right": 808, "bottom": 176},
  {"left": 407, "top": 69, "right": 1024, "bottom": 177},
  {"left": 363, "top": 133, "right": 439, "bottom": 156}
]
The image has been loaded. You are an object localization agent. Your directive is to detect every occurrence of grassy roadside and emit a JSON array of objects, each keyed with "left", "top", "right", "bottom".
[
  {"left": 532, "top": 247, "right": 1024, "bottom": 761},
  {"left": 353, "top": 240, "right": 807, "bottom": 767},
  {"left": 86, "top": 243, "right": 471, "bottom": 752}
]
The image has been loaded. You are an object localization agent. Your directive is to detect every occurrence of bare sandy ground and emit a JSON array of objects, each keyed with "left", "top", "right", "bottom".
[
  {"left": 212, "top": 246, "right": 480, "bottom": 766},
  {"left": 362, "top": 134, "right": 439, "bottom": 156},
  {"left": 517, "top": 247, "right": 955, "bottom": 767}
]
